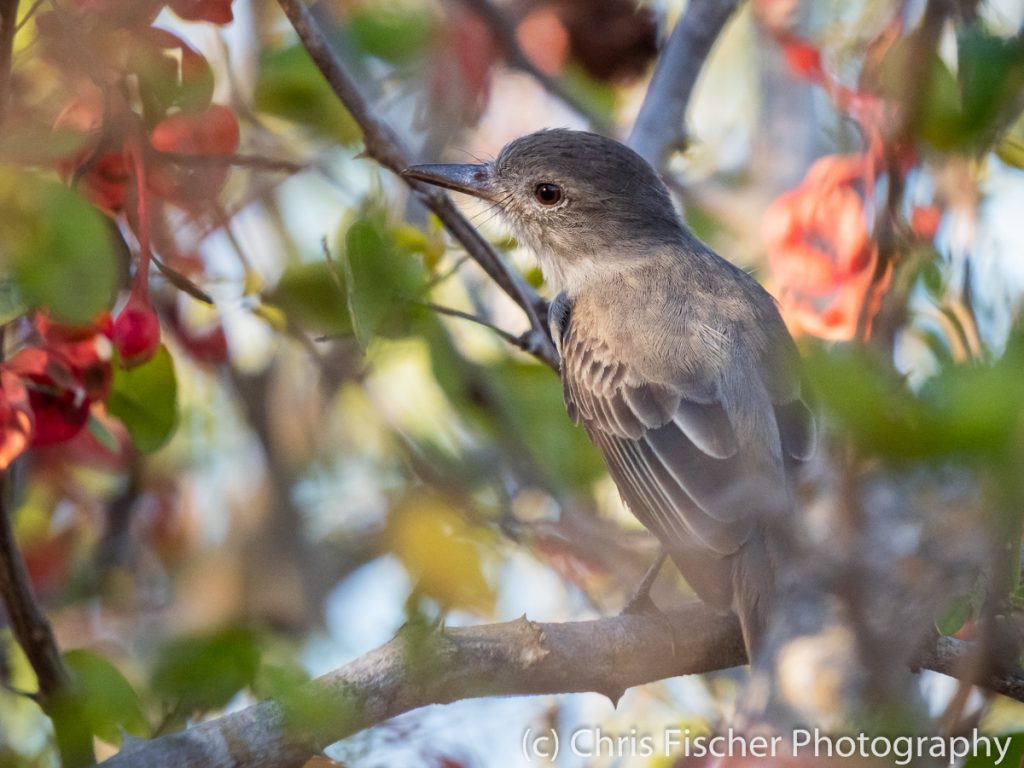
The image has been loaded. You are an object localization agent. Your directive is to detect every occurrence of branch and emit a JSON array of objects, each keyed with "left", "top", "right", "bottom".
[
  {"left": 276, "top": 0, "right": 558, "bottom": 371},
  {"left": 627, "top": 0, "right": 742, "bottom": 168},
  {"left": 456, "top": 0, "right": 611, "bottom": 134},
  {"left": 97, "top": 604, "right": 1024, "bottom": 768},
  {"left": 99, "top": 605, "right": 743, "bottom": 768},
  {"left": 0, "top": 0, "right": 19, "bottom": 128},
  {"left": 0, "top": 474, "right": 67, "bottom": 704}
]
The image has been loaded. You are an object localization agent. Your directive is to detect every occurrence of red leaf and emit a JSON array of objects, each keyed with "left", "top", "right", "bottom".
[
  {"left": 27, "top": 385, "right": 90, "bottom": 447},
  {"left": 148, "top": 104, "right": 240, "bottom": 206},
  {"left": 167, "top": 0, "right": 234, "bottom": 24},
  {"left": 53, "top": 97, "right": 132, "bottom": 215},
  {"left": 0, "top": 372, "right": 34, "bottom": 470}
]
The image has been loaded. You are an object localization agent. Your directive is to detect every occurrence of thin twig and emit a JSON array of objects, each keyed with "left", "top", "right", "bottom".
[
  {"left": 13, "top": 0, "right": 39, "bottom": 32},
  {"left": 276, "top": 0, "right": 557, "bottom": 371},
  {"left": 409, "top": 298, "right": 521, "bottom": 347},
  {"left": 152, "top": 151, "right": 306, "bottom": 175},
  {"left": 456, "top": 0, "right": 611, "bottom": 133},
  {"left": 627, "top": 0, "right": 742, "bottom": 168}
]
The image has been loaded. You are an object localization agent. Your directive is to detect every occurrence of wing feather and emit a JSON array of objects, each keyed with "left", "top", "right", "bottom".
[{"left": 556, "top": 296, "right": 812, "bottom": 607}]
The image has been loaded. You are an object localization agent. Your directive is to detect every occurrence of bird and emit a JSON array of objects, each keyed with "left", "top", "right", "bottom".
[{"left": 404, "top": 129, "right": 815, "bottom": 658}]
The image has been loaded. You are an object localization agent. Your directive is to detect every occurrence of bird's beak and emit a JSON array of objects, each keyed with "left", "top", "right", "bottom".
[{"left": 401, "top": 163, "right": 496, "bottom": 201}]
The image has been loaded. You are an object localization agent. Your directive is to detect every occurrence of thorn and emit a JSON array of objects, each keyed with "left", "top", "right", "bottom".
[{"left": 602, "top": 688, "right": 625, "bottom": 708}]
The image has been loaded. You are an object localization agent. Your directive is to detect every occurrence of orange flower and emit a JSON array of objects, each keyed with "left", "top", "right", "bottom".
[{"left": 763, "top": 154, "right": 891, "bottom": 341}]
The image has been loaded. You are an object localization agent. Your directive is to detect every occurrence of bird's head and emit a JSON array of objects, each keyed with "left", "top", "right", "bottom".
[{"left": 403, "top": 129, "right": 684, "bottom": 292}]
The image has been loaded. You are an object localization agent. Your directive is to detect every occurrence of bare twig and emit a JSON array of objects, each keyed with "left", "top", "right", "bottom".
[
  {"left": 276, "top": 0, "right": 558, "bottom": 371},
  {"left": 456, "top": 0, "right": 611, "bottom": 133},
  {"left": 627, "top": 0, "right": 742, "bottom": 168},
  {"left": 152, "top": 151, "right": 306, "bottom": 175},
  {"left": 0, "top": 0, "right": 19, "bottom": 127},
  {"left": 96, "top": 604, "right": 1024, "bottom": 768}
]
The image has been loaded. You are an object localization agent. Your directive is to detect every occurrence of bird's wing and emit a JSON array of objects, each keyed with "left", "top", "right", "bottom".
[{"left": 555, "top": 299, "right": 813, "bottom": 602}]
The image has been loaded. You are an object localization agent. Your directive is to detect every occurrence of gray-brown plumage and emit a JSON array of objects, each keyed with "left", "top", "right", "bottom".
[{"left": 405, "top": 129, "right": 815, "bottom": 657}]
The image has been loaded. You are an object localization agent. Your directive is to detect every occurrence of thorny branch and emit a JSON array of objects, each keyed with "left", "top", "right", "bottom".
[
  {"left": 97, "top": 605, "right": 1024, "bottom": 768},
  {"left": 276, "top": 0, "right": 558, "bottom": 370}
]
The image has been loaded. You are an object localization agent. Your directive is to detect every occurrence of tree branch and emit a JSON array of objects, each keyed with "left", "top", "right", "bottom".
[
  {"left": 627, "top": 0, "right": 742, "bottom": 168},
  {"left": 0, "top": 474, "right": 67, "bottom": 706},
  {"left": 0, "top": 0, "right": 19, "bottom": 128},
  {"left": 99, "top": 605, "right": 742, "bottom": 768},
  {"left": 97, "top": 604, "right": 1024, "bottom": 768},
  {"left": 276, "top": 0, "right": 558, "bottom": 371}
]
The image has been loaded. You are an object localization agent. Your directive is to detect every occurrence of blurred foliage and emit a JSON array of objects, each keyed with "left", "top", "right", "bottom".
[
  {"left": 388, "top": 494, "right": 496, "bottom": 614},
  {"left": 882, "top": 29, "right": 1024, "bottom": 152},
  {"left": 106, "top": 345, "right": 178, "bottom": 453},
  {"left": 61, "top": 650, "right": 148, "bottom": 745},
  {"left": 150, "top": 627, "right": 261, "bottom": 714},
  {"left": 805, "top": 338, "right": 1024, "bottom": 462},
  {"left": 254, "top": 44, "right": 361, "bottom": 143},
  {"left": 2, "top": 0, "right": 1024, "bottom": 765},
  {"left": 348, "top": 6, "right": 431, "bottom": 64},
  {"left": 0, "top": 167, "right": 116, "bottom": 325},
  {"left": 266, "top": 262, "right": 352, "bottom": 337}
]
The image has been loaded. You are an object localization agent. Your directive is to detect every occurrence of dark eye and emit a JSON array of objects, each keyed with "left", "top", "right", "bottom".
[{"left": 534, "top": 183, "right": 563, "bottom": 206}]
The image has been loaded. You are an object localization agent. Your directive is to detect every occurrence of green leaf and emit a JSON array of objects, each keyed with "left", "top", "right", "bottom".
[
  {"left": 106, "top": 345, "right": 178, "bottom": 453},
  {"left": 485, "top": 360, "right": 606, "bottom": 492},
  {"left": 962, "top": 732, "right": 1024, "bottom": 768},
  {"left": 63, "top": 649, "right": 149, "bottom": 744},
  {"left": 0, "top": 280, "right": 27, "bottom": 325},
  {"left": 349, "top": 7, "right": 432, "bottom": 64},
  {"left": 957, "top": 30, "right": 1024, "bottom": 142},
  {"left": 87, "top": 414, "right": 120, "bottom": 454},
  {"left": 997, "top": 134, "right": 1024, "bottom": 168},
  {"left": 805, "top": 346, "right": 1024, "bottom": 462},
  {"left": 254, "top": 45, "right": 361, "bottom": 143},
  {"left": 935, "top": 599, "right": 972, "bottom": 637},
  {"left": 265, "top": 261, "right": 351, "bottom": 337},
  {"left": 560, "top": 63, "right": 617, "bottom": 123},
  {"left": 0, "top": 167, "right": 116, "bottom": 325},
  {"left": 342, "top": 214, "right": 427, "bottom": 347},
  {"left": 150, "top": 627, "right": 260, "bottom": 713}
]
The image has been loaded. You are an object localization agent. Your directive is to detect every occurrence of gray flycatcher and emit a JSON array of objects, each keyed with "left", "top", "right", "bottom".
[{"left": 404, "top": 129, "right": 815, "bottom": 657}]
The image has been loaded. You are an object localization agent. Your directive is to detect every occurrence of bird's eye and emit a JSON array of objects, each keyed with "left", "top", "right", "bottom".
[{"left": 534, "top": 183, "right": 563, "bottom": 206}]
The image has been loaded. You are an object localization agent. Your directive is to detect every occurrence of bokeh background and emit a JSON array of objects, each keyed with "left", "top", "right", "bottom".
[{"left": 3, "top": 0, "right": 1024, "bottom": 765}]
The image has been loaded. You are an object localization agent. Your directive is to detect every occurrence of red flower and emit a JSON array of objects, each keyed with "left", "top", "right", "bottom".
[
  {"left": 763, "top": 154, "right": 890, "bottom": 341},
  {"left": 167, "top": 0, "right": 233, "bottom": 25},
  {"left": 911, "top": 205, "right": 943, "bottom": 241}
]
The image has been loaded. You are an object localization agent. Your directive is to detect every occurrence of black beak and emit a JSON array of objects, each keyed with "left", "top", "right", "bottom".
[{"left": 401, "top": 163, "right": 496, "bottom": 201}]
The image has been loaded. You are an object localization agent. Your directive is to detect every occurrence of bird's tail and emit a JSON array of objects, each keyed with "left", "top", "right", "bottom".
[{"left": 731, "top": 531, "right": 775, "bottom": 662}]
